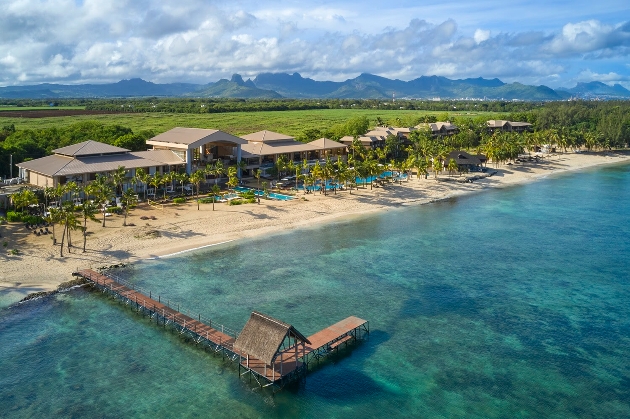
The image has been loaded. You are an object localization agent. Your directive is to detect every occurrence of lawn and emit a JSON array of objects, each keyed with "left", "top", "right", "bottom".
[{"left": 0, "top": 109, "right": 501, "bottom": 136}]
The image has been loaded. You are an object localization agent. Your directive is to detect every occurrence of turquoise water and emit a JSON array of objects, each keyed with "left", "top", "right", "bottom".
[
  {"left": 234, "top": 186, "right": 295, "bottom": 201},
  {"left": 2, "top": 163, "right": 630, "bottom": 418}
]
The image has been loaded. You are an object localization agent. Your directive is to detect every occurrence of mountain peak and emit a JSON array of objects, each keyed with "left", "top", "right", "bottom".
[{"left": 230, "top": 74, "right": 245, "bottom": 85}]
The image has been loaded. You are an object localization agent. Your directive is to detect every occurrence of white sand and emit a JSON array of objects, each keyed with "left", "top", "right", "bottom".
[{"left": 2, "top": 151, "right": 629, "bottom": 299}]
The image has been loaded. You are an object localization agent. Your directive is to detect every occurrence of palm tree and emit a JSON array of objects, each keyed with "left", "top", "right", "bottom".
[
  {"left": 162, "top": 171, "right": 174, "bottom": 199},
  {"left": 45, "top": 207, "right": 62, "bottom": 245},
  {"left": 148, "top": 173, "right": 163, "bottom": 201},
  {"left": 432, "top": 157, "right": 443, "bottom": 179},
  {"left": 213, "top": 160, "right": 225, "bottom": 185},
  {"left": 176, "top": 172, "right": 188, "bottom": 195},
  {"left": 134, "top": 168, "right": 149, "bottom": 201},
  {"left": 254, "top": 169, "right": 261, "bottom": 204},
  {"left": 226, "top": 166, "right": 239, "bottom": 191},
  {"left": 189, "top": 170, "right": 205, "bottom": 210},
  {"left": 447, "top": 158, "right": 459, "bottom": 176},
  {"left": 121, "top": 188, "right": 138, "bottom": 226},
  {"left": 274, "top": 154, "right": 289, "bottom": 181},
  {"left": 58, "top": 201, "right": 79, "bottom": 257},
  {"left": 311, "top": 161, "right": 323, "bottom": 193},
  {"left": 211, "top": 184, "right": 221, "bottom": 210},
  {"left": 78, "top": 200, "right": 98, "bottom": 252},
  {"left": 112, "top": 165, "right": 127, "bottom": 196},
  {"left": 87, "top": 174, "right": 115, "bottom": 227}
]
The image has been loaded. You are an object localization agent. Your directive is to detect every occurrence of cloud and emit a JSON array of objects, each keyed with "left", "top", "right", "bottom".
[
  {"left": 474, "top": 29, "right": 490, "bottom": 44},
  {"left": 0, "top": 1, "right": 628, "bottom": 88}
]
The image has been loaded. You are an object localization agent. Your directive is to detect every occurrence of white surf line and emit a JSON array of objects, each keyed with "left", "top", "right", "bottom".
[{"left": 147, "top": 240, "right": 234, "bottom": 259}]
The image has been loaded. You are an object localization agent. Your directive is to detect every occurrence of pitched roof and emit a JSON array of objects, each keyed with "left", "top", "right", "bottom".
[
  {"left": 307, "top": 138, "right": 347, "bottom": 149},
  {"left": 147, "top": 127, "right": 248, "bottom": 149},
  {"left": 17, "top": 149, "right": 184, "bottom": 177},
  {"left": 233, "top": 311, "right": 310, "bottom": 366},
  {"left": 446, "top": 150, "right": 482, "bottom": 165},
  {"left": 241, "top": 130, "right": 294, "bottom": 143},
  {"left": 53, "top": 141, "right": 129, "bottom": 157},
  {"left": 240, "top": 140, "right": 313, "bottom": 157}
]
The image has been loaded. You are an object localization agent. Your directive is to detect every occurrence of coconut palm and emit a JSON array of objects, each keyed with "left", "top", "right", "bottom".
[
  {"left": 211, "top": 184, "right": 221, "bottom": 210},
  {"left": 121, "top": 188, "right": 138, "bottom": 226},
  {"left": 176, "top": 172, "right": 188, "bottom": 195},
  {"left": 148, "top": 173, "right": 163, "bottom": 201},
  {"left": 189, "top": 170, "right": 205, "bottom": 210},
  {"left": 134, "top": 168, "right": 149, "bottom": 200},
  {"left": 212, "top": 160, "right": 225, "bottom": 185},
  {"left": 78, "top": 200, "right": 98, "bottom": 252},
  {"left": 58, "top": 201, "right": 79, "bottom": 257},
  {"left": 227, "top": 166, "right": 239, "bottom": 191},
  {"left": 87, "top": 174, "right": 115, "bottom": 227},
  {"left": 112, "top": 165, "right": 127, "bottom": 196},
  {"left": 447, "top": 158, "right": 459, "bottom": 176},
  {"left": 162, "top": 171, "right": 175, "bottom": 199},
  {"left": 254, "top": 169, "right": 261, "bottom": 204}
]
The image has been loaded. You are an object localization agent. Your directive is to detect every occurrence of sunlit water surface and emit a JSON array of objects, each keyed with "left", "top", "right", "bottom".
[{"left": 1, "top": 163, "right": 629, "bottom": 418}]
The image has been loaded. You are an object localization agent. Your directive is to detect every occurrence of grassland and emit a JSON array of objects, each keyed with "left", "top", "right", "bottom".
[{"left": 0, "top": 109, "right": 500, "bottom": 136}]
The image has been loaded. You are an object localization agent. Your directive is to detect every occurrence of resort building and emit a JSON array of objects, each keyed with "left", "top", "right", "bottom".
[
  {"left": 239, "top": 130, "right": 346, "bottom": 176},
  {"left": 487, "top": 120, "right": 533, "bottom": 133},
  {"left": 415, "top": 122, "right": 459, "bottom": 137},
  {"left": 445, "top": 150, "right": 487, "bottom": 172},
  {"left": 16, "top": 140, "right": 185, "bottom": 189},
  {"left": 146, "top": 127, "right": 247, "bottom": 174}
]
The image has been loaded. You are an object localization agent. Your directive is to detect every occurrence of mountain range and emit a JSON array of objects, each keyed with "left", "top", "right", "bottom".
[{"left": 1, "top": 73, "right": 629, "bottom": 101}]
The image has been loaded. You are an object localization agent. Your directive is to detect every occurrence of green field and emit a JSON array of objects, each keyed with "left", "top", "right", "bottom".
[
  {"left": 0, "top": 106, "right": 86, "bottom": 111},
  {"left": 0, "top": 109, "right": 499, "bottom": 136}
]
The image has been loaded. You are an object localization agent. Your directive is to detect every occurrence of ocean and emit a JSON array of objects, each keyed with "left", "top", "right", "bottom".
[{"left": 1, "top": 163, "right": 629, "bottom": 418}]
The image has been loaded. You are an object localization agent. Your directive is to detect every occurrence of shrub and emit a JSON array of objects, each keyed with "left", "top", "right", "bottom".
[
  {"left": 106, "top": 206, "right": 123, "bottom": 214},
  {"left": 23, "top": 215, "right": 44, "bottom": 225},
  {"left": 172, "top": 197, "right": 186, "bottom": 204},
  {"left": 239, "top": 190, "right": 256, "bottom": 200},
  {"left": 228, "top": 199, "right": 244, "bottom": 205},
  {"left": 10, "top": 249, "right": 19, "bottom": 255},
  {"left": 6, "top": 211, "right": 23, "bottom": 222}
]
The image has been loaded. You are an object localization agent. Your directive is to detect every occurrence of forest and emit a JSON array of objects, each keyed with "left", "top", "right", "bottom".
[{"left": 1, "top": 100, "right": 629, "bottom": 179}]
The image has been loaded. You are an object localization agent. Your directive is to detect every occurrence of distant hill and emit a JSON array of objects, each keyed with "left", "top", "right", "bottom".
[
  {"left": 250, "top": 72, "right": 566, "bottom": 100},
  {"left": 189, "top": 74, "right": 282, "bottom": 99},
  {"left": 0, "top": 78, "right": 202, "bottom": 98},
  {"left": 1, "top": 73, "right": 626, "bottom": 101},
  {"left": 557, "top": 81, "right": 630, "bottom": 99}
]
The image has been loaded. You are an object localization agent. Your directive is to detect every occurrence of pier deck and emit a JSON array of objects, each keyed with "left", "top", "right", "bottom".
[{"left": 74, "top": 269, "right": 369, "bottom": 389}]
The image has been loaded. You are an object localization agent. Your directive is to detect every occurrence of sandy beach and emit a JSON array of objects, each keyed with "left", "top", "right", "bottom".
[{"left": 2, "top": 151, "right": 629, "bottom": 300}]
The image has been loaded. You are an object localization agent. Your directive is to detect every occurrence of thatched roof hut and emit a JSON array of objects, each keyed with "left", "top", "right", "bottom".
[{"left": 234, "top": 311, "right": 310, "bottom": 366}]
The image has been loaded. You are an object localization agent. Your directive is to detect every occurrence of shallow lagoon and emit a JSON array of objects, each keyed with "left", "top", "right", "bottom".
[{"left": 1, "top": 163, "right": 629, "bottom": 418}]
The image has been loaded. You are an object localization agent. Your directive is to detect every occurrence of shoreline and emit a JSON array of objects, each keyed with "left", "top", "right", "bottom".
[{"left": 2, "top": 151, "right": 630, "bottom": 306}]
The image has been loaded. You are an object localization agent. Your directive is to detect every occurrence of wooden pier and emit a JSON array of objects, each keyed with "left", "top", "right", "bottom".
[{"left": 74, "top": 269, "right": 369, "bottom": 390}]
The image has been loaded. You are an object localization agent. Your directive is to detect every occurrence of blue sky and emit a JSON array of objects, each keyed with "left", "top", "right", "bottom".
[{"left": 1, "top": 0, "right": 629, "bottom": 88}]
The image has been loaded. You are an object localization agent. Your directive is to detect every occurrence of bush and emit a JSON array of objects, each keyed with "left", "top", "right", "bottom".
[
  {"left": 6, "top": 211, "right": 23, "bottom": 222},
  {"left": 228, "top": 199, "right": 244, "bottom": 205},
  {"left": 172, "top": 197, "right": 186, "bottom": 204},
  {"left": 239, "top": 190, "right": 256, "bottom": 200},
  {"left": 106, "top": 206, "right": 123, "bottom": 214},
  {"left": 23, "top": 215, "right": 44, "bottom": 225}
]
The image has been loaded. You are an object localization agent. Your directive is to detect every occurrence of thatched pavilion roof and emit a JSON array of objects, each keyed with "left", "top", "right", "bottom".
[{"left": 234, "top": 311, "right": 310, "bottom": 365}]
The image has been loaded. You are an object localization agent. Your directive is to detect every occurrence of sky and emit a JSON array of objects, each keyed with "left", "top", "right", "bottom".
[{"left": 1, "top": 0, "right": 629, "bottom": 88}]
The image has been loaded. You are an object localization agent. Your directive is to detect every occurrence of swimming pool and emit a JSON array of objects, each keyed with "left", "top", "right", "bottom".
[{"left": 234, "top": 186, "right": 295, "bottom": 201}]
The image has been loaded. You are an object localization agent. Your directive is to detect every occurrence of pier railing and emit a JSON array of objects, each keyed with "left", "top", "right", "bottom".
[{"left": 84, "top": 269, "right": 240, "bottom": 340}]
